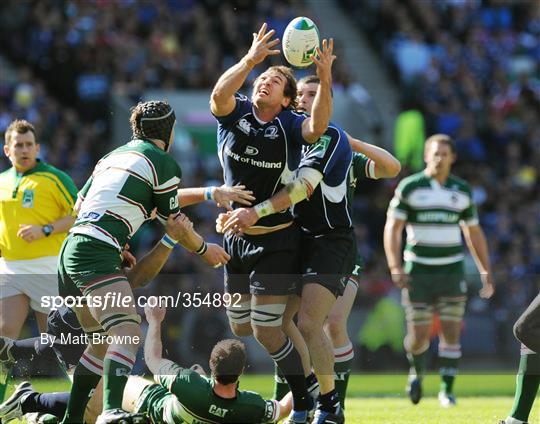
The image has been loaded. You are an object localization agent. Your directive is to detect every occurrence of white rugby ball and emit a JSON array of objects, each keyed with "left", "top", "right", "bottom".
[{"left": 282, "top": 17, "right": 320, "bottom": 68}]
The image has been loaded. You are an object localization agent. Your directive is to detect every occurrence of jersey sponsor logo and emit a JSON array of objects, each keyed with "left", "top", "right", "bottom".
[
  {"left": 169, "top": 195, "right": 179, "bottom": 210},
  {"left": 244, "top": 146, "right": 259, "bottom": 156},
  {"left": 209, "top": 405, "right": 228, "bottom": 417},
  {"left": 22, "top": 189, "right": 34, "bottom": 208},
  {"left": 81, "top": 211, "right": 102, "bottom": 221},
  {"left": 237, "top": 118, "right": 252, "bottom": 135},
  {"left": 416, "top": 211, "right": 459, "bottom": 223},
  {"left": 264, "top": 400, "right": 276, "bottom": 420},
  {"left": 224, "top": 147, "right": 282, "bottom": 169},
  {"left": 263, "top": 125, "right": 279, "bottom": 139},
  {"left": 312, "top": 135, "right": 331, "bottom": 158},
  {"left": 115, "top": 368, "right": 130, "bottom": 376}
]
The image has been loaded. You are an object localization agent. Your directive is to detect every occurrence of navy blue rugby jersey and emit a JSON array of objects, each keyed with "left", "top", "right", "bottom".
[
  {"left": 293, "top": 124, "right": 353, "bottom": 234},
  {"left": 215, "top": 93, "right": 308, "bottom": 228}
]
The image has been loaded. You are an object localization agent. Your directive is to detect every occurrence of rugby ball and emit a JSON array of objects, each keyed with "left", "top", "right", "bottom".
[{"left": 282, "top": 17, "right": 320, "bottom": 68}]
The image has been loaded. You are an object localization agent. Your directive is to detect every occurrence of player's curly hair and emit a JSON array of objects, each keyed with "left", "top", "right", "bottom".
[
  {"left": 209, "top": 339, "right": 246, "bottom": 385},
  {"left": 255, "top": 66, "right": 298, "bottom": 110},
  {"left": 129, "top": 101, "right": 176, "bottom": 146}
]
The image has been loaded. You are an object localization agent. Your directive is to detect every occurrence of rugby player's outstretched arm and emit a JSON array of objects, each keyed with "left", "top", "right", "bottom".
[
  {"left": 144, "top": 306, "right": 167, "bottom": 374},
  {"left": 127, "top": 213, "right": 192, "bottom": 288},
  {"left": 346, "top": 133, "right": 401, "bottom": 178},
  {"left": 302, "top": 39, "right": 335, "bottom": 143},
  {"left": 210, "top": 23, "right": 280, "bottom": 117},
  {"left": 220, "top": 167, "right": 323, "bottom": 233}
]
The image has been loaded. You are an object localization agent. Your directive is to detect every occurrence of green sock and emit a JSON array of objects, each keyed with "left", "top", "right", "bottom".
[
  {"left": 439, "top": 357, "right": 459, "bottom": 394},
  {"left": 62, "top": 355, "right": 102, "bottom": 423},
  {"left": 272, "top": 364, "right": 289, "bottom": 401},
  {"left": 102, "top": 348, "right": 136, "bottom": 411},
  {"left": 509, "top": 352, "right": 540, "bottom": 422},
  {"left": 334, "top": 343, "right": 354, "bottom": 409},
  {"left": 407, "top": 351, "right": 427, "bottom": 378},
  {"left": 0, "top": 363, "right": 12, "bottom": 402}
]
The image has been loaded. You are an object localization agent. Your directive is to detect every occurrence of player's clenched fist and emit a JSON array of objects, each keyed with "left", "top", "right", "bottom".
[{"left": 165, "top": 213, "right": 193, "bottom": 240}]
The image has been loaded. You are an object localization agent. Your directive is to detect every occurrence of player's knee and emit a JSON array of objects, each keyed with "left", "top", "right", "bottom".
[
  {"left": 108, "top": 322, "right": 142, "bottom": 346},
  {"left": 0, "top": 321, "right": 21, "bottom": 339},
  {"left": 513, "top": 317, "right": 530, "bottom": 343},
  {"left": 324, "top": 312, "right": 346, "bottom": 342},
  {"left": 298, "top": 315, "right": 319, "bottom": 342},
  {"left": 230, "top": 322, "right": 253, "bottom": 337}
]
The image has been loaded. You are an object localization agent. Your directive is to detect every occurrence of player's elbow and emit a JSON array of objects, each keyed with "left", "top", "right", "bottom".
[{"left": 387, "top": 158, "right": 402, "bottom": 177}]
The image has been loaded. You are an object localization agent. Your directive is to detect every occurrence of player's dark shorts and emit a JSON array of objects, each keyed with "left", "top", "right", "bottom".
[
  {"left": 37, "top": 307, "right": 86, "bottom": 368},
  {"left": 403, "top": 260, "right": 467, "bottom": 304},
  {"left": 300, "top": 229, "right": 356, "bottom": 297},
  {"left": 58, "top": 234, "right": 126, "bottom": 298},
  {"left": 223, "top": 223, "right": 301, "bottom": 296},
  {"left": 402, "top": 261, "right": 467, "bottom": 324}
]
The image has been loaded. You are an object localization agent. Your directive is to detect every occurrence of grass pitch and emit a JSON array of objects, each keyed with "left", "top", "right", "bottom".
[{"left": 6, "top": 373, "right": 539, "bottom": 423}]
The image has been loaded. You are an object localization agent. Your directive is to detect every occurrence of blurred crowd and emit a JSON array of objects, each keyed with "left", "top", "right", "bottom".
[{"left": 1, "top": 0, "right": 539, "bottom": 366}]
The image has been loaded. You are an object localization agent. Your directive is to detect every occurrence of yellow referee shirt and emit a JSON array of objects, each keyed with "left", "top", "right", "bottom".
[{"left": 0, "top": 160, "right": 78, "bottom": 261}]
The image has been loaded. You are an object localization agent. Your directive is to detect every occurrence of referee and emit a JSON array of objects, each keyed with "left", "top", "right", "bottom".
[{"left": 0, "top": 119, "right": 77, "bottom": 400}]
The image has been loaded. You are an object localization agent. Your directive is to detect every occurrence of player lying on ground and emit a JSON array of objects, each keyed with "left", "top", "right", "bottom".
[{"left": 0, "top": 306, "right": 293, "bottom": 424}]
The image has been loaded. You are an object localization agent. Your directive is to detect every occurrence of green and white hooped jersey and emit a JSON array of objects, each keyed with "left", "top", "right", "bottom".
[
  {"left": 72, "top": 139, "right": 181, "bottom": 250},
  {"left": 154, "top": 360, "right": 279, "bottom": 423},
  {"left": 387, "top": 172, "right": 478, "bottom": 266}
]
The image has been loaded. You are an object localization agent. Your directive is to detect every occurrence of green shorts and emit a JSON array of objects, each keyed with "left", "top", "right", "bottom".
[
  {"left": 402, "top": 261, "right": 467, "bottom": 324},
  {"left": 58, "top": 234, "right": 126, "bottom": 298},
  {"left": 134, "top": 384, "right": 176, "bottom": 424}
]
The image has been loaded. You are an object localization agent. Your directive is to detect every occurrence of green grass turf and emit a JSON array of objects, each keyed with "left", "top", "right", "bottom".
[{"left": 4, "top": 374, "right": 539, "bottom": 423}]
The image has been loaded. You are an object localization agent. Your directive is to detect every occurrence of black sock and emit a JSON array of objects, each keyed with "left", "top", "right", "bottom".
[
  {"left": 270, "top": 338, "right": 311, "bottom": 411},
  {"left": 319, "top": 389, "right": 340, "bottom": 413},
  {"left": 10, "top": 337, "right": 42, "bottom": 361},
  {"left": 12, "top": 337, "right": 63, "bottom": 378},
  {"left": 22, "top": 392, "right": 69, "bottom": 418}
]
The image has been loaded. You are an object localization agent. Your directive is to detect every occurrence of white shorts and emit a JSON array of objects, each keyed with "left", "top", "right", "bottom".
[{"left": 0, "top": 256, "right": 59, "bottom": 313}]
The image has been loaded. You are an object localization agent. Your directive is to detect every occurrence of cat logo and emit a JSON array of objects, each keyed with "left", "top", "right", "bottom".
[
  {"left": 209, "top": 405, "right": 228, "bottom": 417},
  {"left": 264, "top": 125, "right": 279, "bottom": 139},
  {"left": 245, "top": 146, "right": 259, "bottom": 156}
]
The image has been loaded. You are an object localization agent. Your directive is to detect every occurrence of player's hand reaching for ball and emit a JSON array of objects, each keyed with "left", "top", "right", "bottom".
[
  {"left": 313, "top": 38, "right": 336, "bottom": 84},
  {"left": 145, "top": 305, "right": 166, "bottom": 324},
  {"left": 244, "top": 23, "right": 280, "bottom": 67},
  {"left": 200, "top": 243, "right": 230, "bottom": 268}
]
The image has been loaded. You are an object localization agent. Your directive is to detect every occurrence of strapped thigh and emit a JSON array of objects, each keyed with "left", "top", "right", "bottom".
[{"left": 251, "top": 303, "right": 287, "bottom": 327}]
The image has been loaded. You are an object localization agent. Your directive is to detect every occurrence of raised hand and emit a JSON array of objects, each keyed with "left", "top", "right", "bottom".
[
  {"left": 312, "top": 38, "right": 336, "bottom": 83},
  {"left": 244, "top": 23, "right": 281, "bottom": 66}
]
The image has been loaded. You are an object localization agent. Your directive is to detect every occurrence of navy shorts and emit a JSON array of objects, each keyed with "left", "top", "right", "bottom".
[
  {"left": 223, "top": 224, "right": 301, "bottom": 296},
  {"left": 300, "top": 229, "right": 356, "bottom": 297}
]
